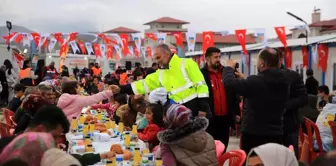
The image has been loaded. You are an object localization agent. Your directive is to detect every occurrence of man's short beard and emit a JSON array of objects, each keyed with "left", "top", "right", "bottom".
[{"left": 212, "top": 63, "right": 220, "bottom": 69}]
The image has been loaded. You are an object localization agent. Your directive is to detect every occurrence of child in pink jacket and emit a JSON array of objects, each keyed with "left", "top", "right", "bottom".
[{"left": 57, "top": 81, "right": 114, "bottom": 122}]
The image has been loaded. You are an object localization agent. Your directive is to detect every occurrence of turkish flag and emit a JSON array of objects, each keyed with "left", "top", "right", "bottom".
[
  {"left": 119, "top": 34, "right": 129, "bottom": 56},
  {"left": 301, "top": 46, "right": 308, "bottom": 68},
  {"left": 54, "top": 33, "right": 64, "bottom": 45},
  {"left": 2, "top": 32, "right": 17, "bottom": 44},
  {"left": 15, "top": 33, "right": 23, "bottom": 44},
  {"left": 68, "top": 32, "right": 78, "bottom": 42},
  {"left": 146, "top": 47, "right": 152, "bottom": 57},
  {"left": 235, "top": 29, "right": 248, "bottom": 55},
  {"left": 43, "top": 40, "right": 49, "bottom": 48},
  {"left": 31, "top": 32, "right": 41, "bottom": 46},
  {"left": 285, "top": 48, "right": 292, "bottom": 69},
  {"left": 77, "top": 41, "right": 87, "bottom": 54},
  {"left": 105, "top": 38, "right": 118, "bottom": 45},
  {"left": 274, "top": 26, "right": 287, "bottom": 47},
  {"left": 202, "top": 31, "right": 214, "bottom": 54},
  {"left": 173, "top": 32, "right": 183, "bottom": 49},
  {"left": 318, "top": 44, "right": 329, "bottom": 72},
  {"left": 93, "top": 43, "right": 102, "bottom": 57},
  {"left": 13, "top": 51, "right": 24, "bottom": 67},
  {"left": 134, "top": 46, "right": 140, "bottom": 58},
  {"left": 145, "top": 33, "right": 157, "bottom": 41},
  {"left": 106, "top": 45, "right": 114, "bottom": 59},
  {"left": 60, "top": 44, "right": 69, "bottom": 57}
]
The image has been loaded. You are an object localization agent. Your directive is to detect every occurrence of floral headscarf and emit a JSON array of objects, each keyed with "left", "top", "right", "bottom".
[
  {"left": 21, "top": 94, "right": 48, "bottom": 114},
  {"left": 0, "top": 132, "right": 55, "bottom": 166}
]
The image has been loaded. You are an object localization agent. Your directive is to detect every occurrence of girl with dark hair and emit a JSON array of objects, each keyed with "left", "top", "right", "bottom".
[
  {"left": 19, "top": 60, "right": 38, "bottom": 86},
  {"left": 138, "top": 103, "right": 164, "bottom": 150},
  {"left": 57, "top": 81, "right": 115, "bottom": 122},
  {"left": 4, "top": 59, "right": 19, "bottom": 101}
]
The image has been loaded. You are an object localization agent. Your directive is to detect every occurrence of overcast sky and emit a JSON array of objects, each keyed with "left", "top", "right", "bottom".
[{"left": 0, "top": 0, "right": 335, "bottom": 37}]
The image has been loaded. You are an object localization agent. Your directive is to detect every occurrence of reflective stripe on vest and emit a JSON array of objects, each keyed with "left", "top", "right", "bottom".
[{"left": 159, "top": 59, "right": 193, "bottom": 96}]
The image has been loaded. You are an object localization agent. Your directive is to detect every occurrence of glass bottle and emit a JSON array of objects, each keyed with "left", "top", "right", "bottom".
[
  {"left": 84, "top": 136, "right": 91, "bottom": 145},
  {"left": 86, "top": 144, "right": 93, "bottom": 152},
  {"left": 118, "top": 122, "right": 124, "bottom": 133},
  {"left": 83, "top": 122, "right": 89, "bottom": 136},
  {"left": 124, "top": 132, "right": 131, "bottom": 147},
  {"left": 133, "top": 147, "right": 141, "bottom": 164},
  {"left": 155, "top": 157, "right": 163, "bottom": 166},
  {"left": 71, "top": 117, "right": 77, "bottom": 131},
  {"left": 79, "top": 113, "right": 85, "bottom": 124}
]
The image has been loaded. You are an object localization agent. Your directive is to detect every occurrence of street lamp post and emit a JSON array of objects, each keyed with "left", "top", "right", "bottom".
[
  {"left": 6, "top": 21, "right": 12, "bottom": 51},
  {"left": 286, "top": 12, "right": 308, "bottom": 43}
]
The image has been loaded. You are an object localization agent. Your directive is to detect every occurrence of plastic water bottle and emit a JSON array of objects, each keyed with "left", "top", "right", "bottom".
[{"left": 116, "top": 154, "right": 123, "bottom": 166}]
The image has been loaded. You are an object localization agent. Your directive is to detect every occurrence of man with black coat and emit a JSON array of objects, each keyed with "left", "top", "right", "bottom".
[
  {"left": 200, "top": 47, "right": 240, "bottom": 150},
  {"left": 223, "top": 48, "right": 290, "bottom": 154},
  {"left": 278, "top": 49, "right": 308, "bottom": 158}
]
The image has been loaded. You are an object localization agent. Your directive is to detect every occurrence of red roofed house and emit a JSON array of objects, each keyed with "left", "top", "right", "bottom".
[
  {"left": 104, "top": 26, "right": 140, "bottom": 34},
  {"left": 291, "top": 9, "right": 336, "bottom": 39},
  {"left": 144, "top": 17, "right": 256, "bottom": 54}
]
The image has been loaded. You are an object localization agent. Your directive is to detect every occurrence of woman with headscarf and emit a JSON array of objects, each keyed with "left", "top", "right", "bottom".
[
  {"left": 155, "top": 104, "right": 218, "bottom": 166},
  {"left": 4, "top": 59, "right": 19, "bottom": 101},
  {"left": 246, "top": 143, "right": 300, "bottom": 166},
  {"left": 0, "top": 65, "right": 9, "bottom": 106},
  {"left": 19, "top": 60, "right": 38, "bottom": 86},
  {"left": 0, "top": 132, "right": 55, "bottom": 166},
  {"left": 14, "top": 94, "right": 49, "bottom": 134},
  {"left": 41, "top": 148, "right": 81, "bottom": 166}
]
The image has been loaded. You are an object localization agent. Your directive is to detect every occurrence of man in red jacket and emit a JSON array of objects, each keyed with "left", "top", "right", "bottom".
[{"left": 200, "top": 47, "right": 240, "bottom": 152}]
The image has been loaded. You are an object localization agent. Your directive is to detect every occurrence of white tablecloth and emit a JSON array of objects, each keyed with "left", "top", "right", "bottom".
[{"left": 66, "top": 132, "right": 145, "bottom": 166}]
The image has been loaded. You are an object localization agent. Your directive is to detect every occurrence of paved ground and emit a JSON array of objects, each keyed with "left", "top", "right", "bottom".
[{"left": 223, "top": 136, "right": 241, "bottom": 166}]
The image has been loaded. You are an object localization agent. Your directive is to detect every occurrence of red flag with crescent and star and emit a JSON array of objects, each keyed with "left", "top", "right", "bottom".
[
  {"left": 77, "top": 41, "right": 87, "bottom": 54},
  {"left": 173, "top": 32, "right": 183, "bottom": 49},
  {"left": 274, "top": 26, "right": 287, "bottom": 47},
  {"left": 301, "top": 46, "right": 308, "bottom": 68},
  {"left": 235, "top": 29, "right": 248, "bottom": 55},
  {"left": 145, "top": 33, "right": 157, "bottom": 41},
  {"left": 53, "top": 33, "right": 64, "bottom": 45},
  {"left": 15, "top": 33, "right": 23, "bottom": 44},
  {"left": 31, "top": 32, "right": 41, "bottom": 46},
  {"left": 119, "top": 34, "right": 129, "bottom": 56},
  {"left": 2, "top": 32, "right": 17, "bottom": 44},
  {"left": 318, "top": 44, "right": 329, "bottom": 72},
  {"left": 93, "top": 43, "right": 102, "bottom": 58},
  {"left": 202, "top": 31, "right": 214, "bottom": 54},
  {"left": 106, "top": 45, "right": 114, "bottom": 60},
  {"left": 68, "top": 32, "right": 78, "bottom": 42},
  {"left": 13, "top": 51, "right": 24, "bottom": 67},
  {"left": 285, "top": 48, "right": 292, "bottom": 69},
  {"left": 146, "top": 47, "right": 152, "bottom": 58},
  {"left": 59, "top": 43, "right": 69, "bottom": 57}
]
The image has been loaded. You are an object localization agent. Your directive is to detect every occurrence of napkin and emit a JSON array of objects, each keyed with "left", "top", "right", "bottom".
[{"left": 93, "top": 133, "right": 110, "bottom": 142}]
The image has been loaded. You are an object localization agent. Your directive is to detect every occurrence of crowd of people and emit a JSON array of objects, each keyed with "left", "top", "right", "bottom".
[{"left": 0, "top": 43, "right": 335, "bottom": 166}]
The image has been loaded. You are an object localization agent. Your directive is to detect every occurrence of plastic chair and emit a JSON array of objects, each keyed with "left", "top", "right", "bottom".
[
  {"left": 2, "top": 108, "right": 16, "bottom": 128},
  {"left": 218, "top": 150, "right": 246, "bottom": 166},
  {"left": 304, "top": 117, "right": 324, "bottom": 163},
  {"left": 0, "top": 122, "right": 12, "bottom": 137},
  {"left": 215, "top": 140, "right": 225, "bottom": 158},
  {"left": 328, "top": 121, "right": 336, "bottom": 149}
]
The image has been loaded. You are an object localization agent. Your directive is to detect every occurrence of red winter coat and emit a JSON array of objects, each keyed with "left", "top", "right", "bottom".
[{"left": 138, "top": 123, "right": 162, "bottom": 149}]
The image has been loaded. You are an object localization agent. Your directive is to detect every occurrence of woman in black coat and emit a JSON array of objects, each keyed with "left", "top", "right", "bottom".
[{"left": 0, "top": 65, "right": 9, "bottom": 106}]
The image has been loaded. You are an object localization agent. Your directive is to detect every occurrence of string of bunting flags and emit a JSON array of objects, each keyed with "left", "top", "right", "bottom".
[{"left": 2, "top": 23, "right": 329, "bottom": 72}]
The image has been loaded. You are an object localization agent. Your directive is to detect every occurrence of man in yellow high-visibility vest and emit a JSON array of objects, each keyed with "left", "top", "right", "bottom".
[{"left": 112, "top": 44, "right": 211, "bottom": 118}]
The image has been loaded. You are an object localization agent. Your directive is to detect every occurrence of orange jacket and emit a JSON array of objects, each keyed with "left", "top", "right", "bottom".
[
  {"left": 19, "top": 68, "right": 31, "bottom": 79},
  {"left": 119, "top": 73, "right": 128, "bottom": 85},
  {"left": 92, "top": 67, "right": 102, "bottom": 76}
]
